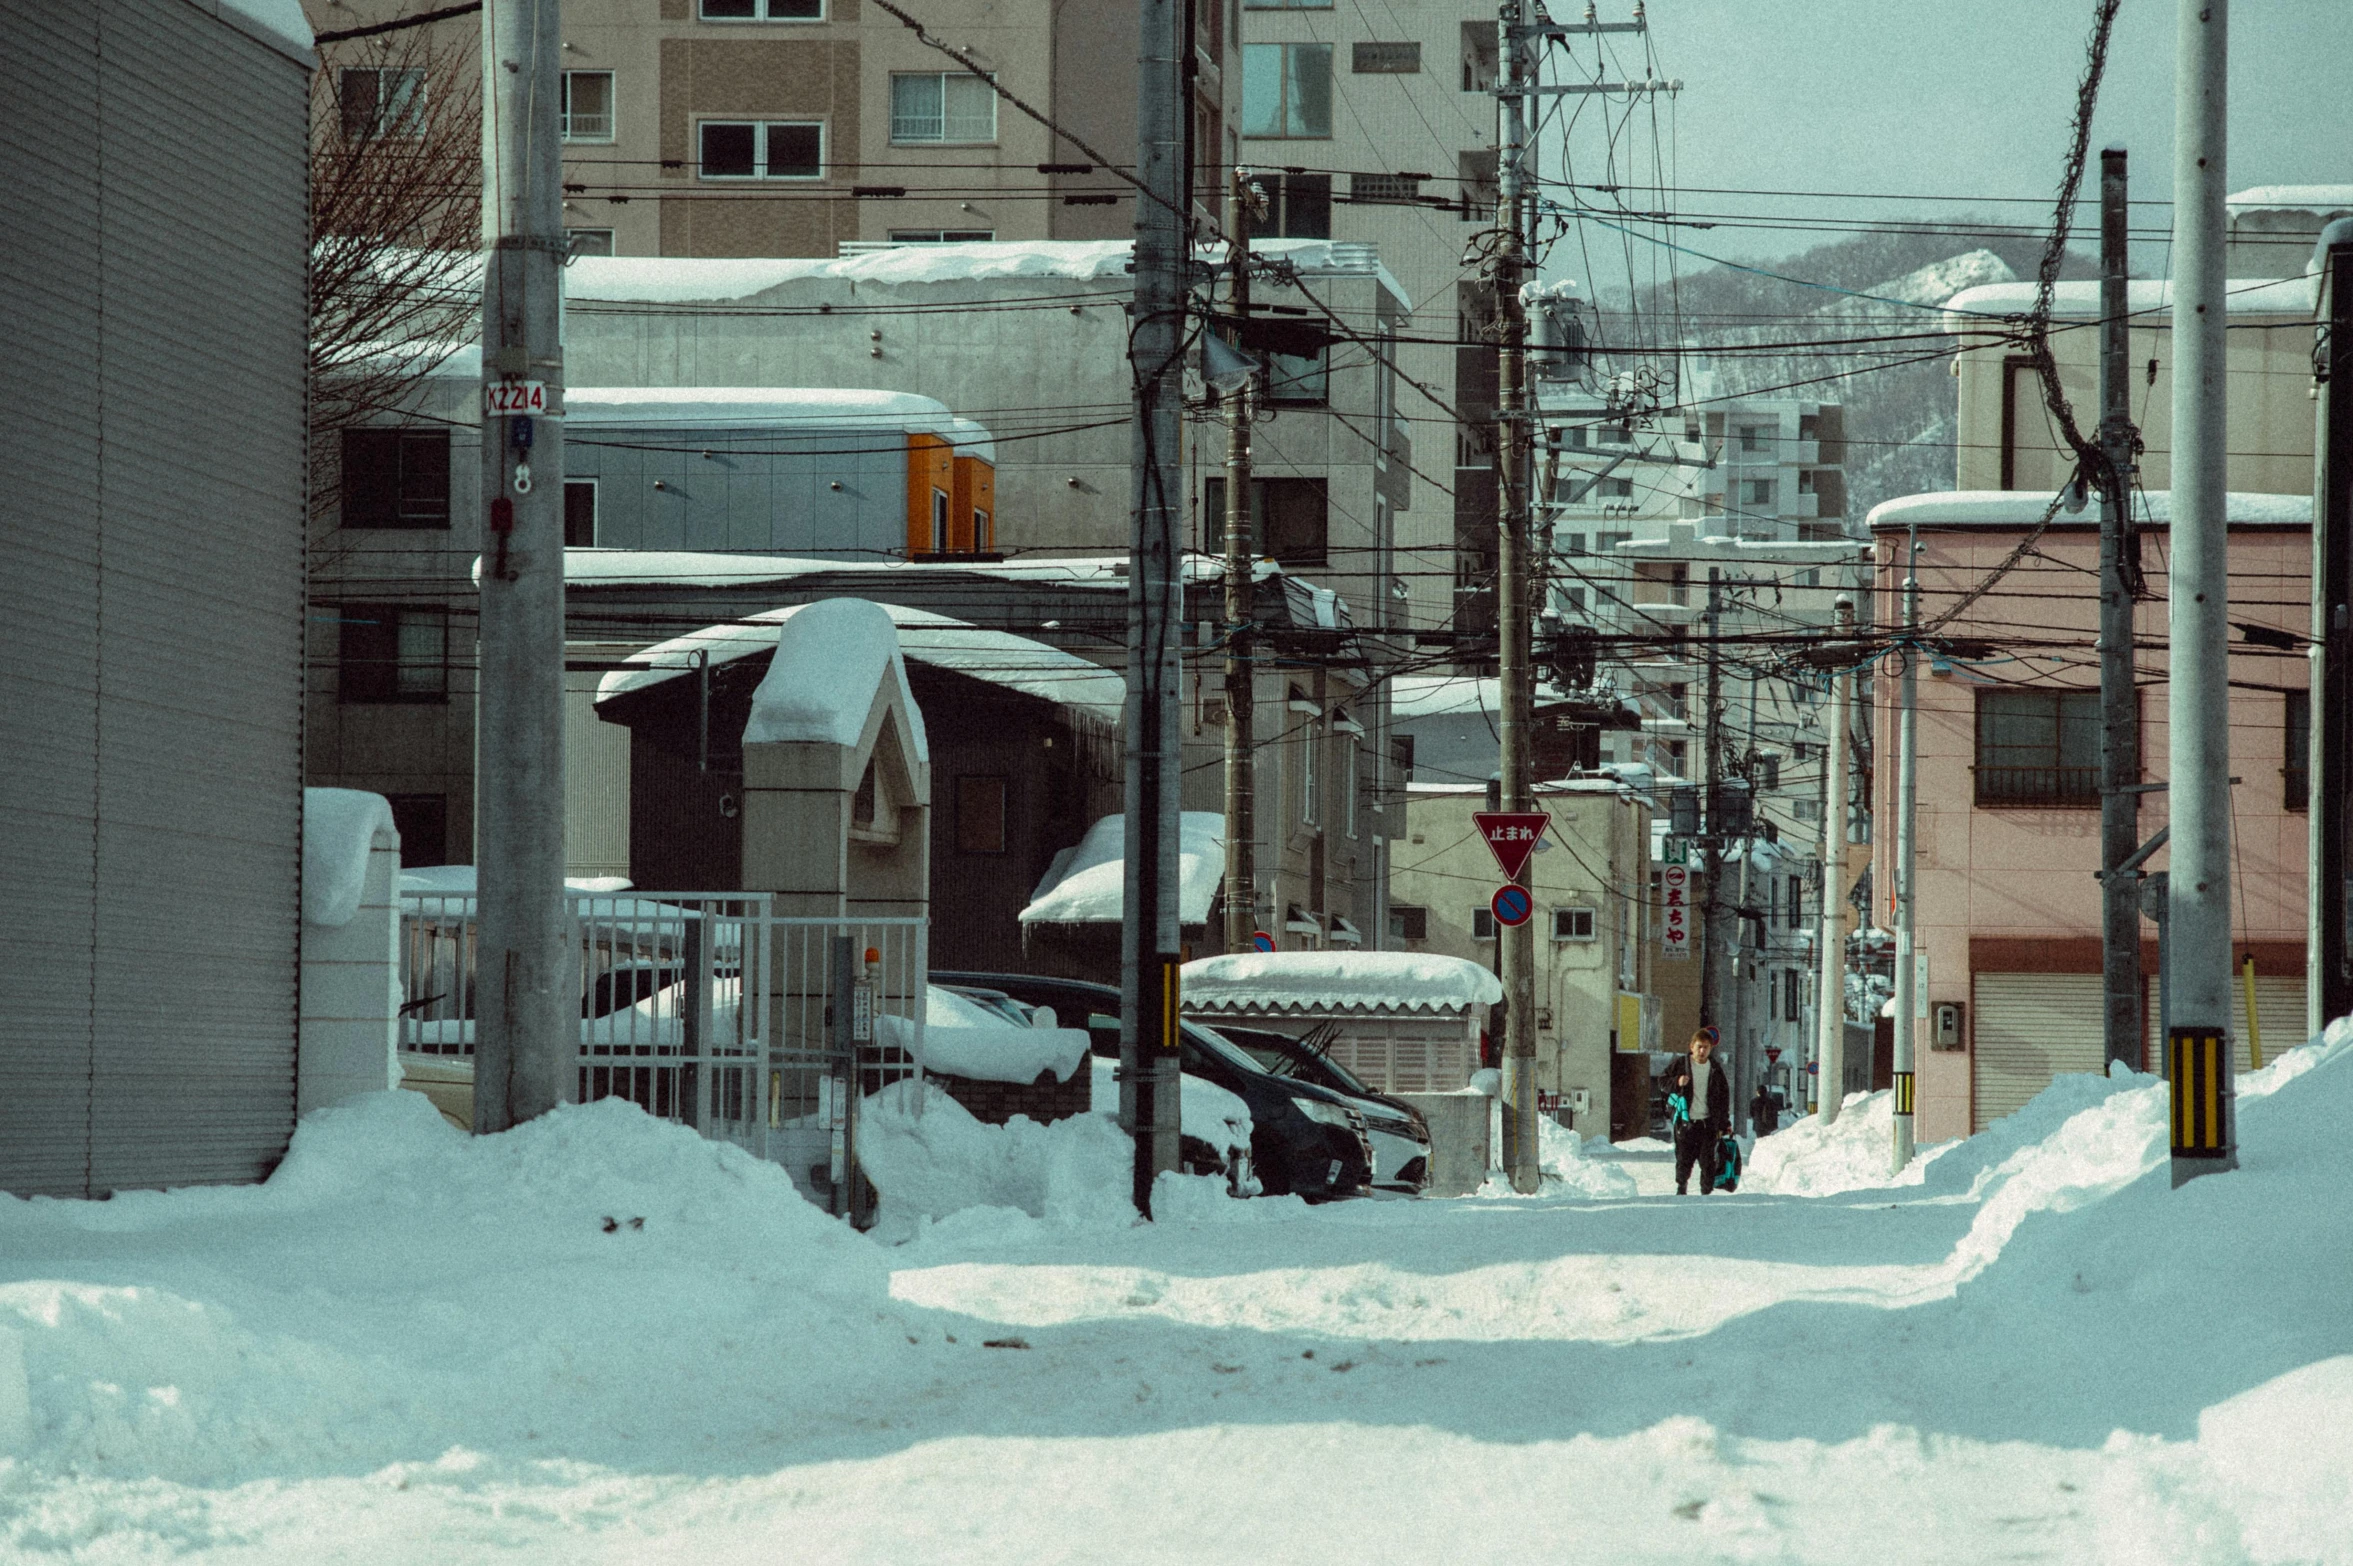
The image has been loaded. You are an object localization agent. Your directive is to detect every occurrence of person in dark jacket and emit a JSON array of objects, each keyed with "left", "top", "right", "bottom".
[
  {"left": 1673, "top": 1027, "right": 1733, "bottom": 1195},
  {"left": 1750, "top": 1082, "right": 1780, "bottom": 1137}
]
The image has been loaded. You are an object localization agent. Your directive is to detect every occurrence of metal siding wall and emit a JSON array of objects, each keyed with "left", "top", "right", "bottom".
[
  {"left": 2146, "top": 974, "right": 2308, "bottom": 1073},
  {"left": 1969, "top": 972, "right": 2105, "bottom": 1133},
  {"left": 0, "top": 4, "right": 105, "bottom": 1195},
  {"left": 0, "top": 1, "right": 308, "bottom": 1194}
]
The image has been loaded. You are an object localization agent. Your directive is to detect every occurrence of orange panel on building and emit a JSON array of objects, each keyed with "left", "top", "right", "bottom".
[{"left": 905, "top": 433, "right": 955, "bottom": 556}]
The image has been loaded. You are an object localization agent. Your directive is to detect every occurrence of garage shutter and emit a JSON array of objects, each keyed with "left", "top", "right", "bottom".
[
  {"left": 2145, "top": 973, "right": 2308, "bottom": 1074},
  {"left": 1971, "top": 973, "right": 2105, "bottom": 1133}
]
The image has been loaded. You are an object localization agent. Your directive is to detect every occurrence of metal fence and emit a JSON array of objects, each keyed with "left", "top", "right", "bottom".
[{"left": 398, "top": 892, "right": 926, "bottom": 1220}]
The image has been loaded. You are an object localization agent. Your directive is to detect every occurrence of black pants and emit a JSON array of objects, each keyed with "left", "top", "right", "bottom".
[{"left": 1675, "top": 1124, "right": 1720, "bottom": 1195}]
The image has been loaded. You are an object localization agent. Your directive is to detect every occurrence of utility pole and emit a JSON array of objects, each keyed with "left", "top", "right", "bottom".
[
  {"left": 472, "top": 0, "right": 571, "bottom": 1135},
  {"left": 1121, "top": 0, "right": 1188, "bottom": 1214},
  {"left": 2096, "top": 146, "right": 2145, "bottom": 1075},
  {"left": 1814, "top": 597, "right": 1854, "bottom": 1124},
  {"left": 1220, "top": 167, "right": 1258, "bottom": 958},
  {"left": 1699, "top": 568, "right": 1725, "bottom": 1039},
  {"left": 1890, "top": 519, "right": 1920, "bottom": 1171},
  {"left": 2312, "top": 220, "right": 2353, "bottom": 1035},
  {"left": 1493, "top": 0, "right": 1539, "bottom": 1193},
  {"left": 2165, "top": 0, "right": 2235, "bottom": 1184}
]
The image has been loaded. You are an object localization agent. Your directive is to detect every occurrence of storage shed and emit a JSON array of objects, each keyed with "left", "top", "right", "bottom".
[{"left": 1178, "top": 952, "right": 1503, "bottom": 1095}]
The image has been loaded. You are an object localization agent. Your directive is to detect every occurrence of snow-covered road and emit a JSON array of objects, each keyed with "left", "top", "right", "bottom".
[{"left": 2, "top": 1029, "right": 2348, "bottom": 1563}]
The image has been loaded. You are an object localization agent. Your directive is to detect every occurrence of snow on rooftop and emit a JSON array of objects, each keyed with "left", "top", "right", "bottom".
[
  {"left": 597, "top": 600, "right": 1123, "bottom": 726},
  {"left": 1179, "top": 951, "right": 1504, "bottom": 1016},
  {"left": 1021, "top": 813, "right": 1226, "bottom": 926},
  {"left": 2226, "top": 184, "right": 2353, "bottom": 216},
  {"left": 564, "top": 388, "right": 994, "bottom": 462},
  {"left": 743, "top": 597, "right": 928, "bottom": 760},
  {"left": 301, "top": 789, "right": 395, "bottom": 928},
  {"left": 1867, "top": 489, "right": 2313, "bottom": 531},
  {"left": 211, "top": 0, "right": 312, "bottom": 58},
  {"left": 397, "top": 866, "right": 634, "bottom": 896},
  {"left": 1945, "top": 273, "right": 2317, "bottom": 322}
]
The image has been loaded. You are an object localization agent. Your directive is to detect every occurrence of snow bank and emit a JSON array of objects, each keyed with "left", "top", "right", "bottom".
[
  {"left": 1476, "top": 1117, "right": 1638, "bottom": 1199},
  {"left": 855, "top": 1079, "right": 1134, "bottom": 1231},
  {"left": 1746, "top": 1088, "right": 1954, "bottom": 1197},
  {"left": 300, "top": 788, "right": 394, "bottom": 928},
  {"left": 880, "top": 985, "right": 1088, "bottom": 1085},
  {"left": 744, "top": 596, "right": 926, "bottom": 756},
  {"left": 1088, "top": 1058, "right": 1252, "bottom": 1157},
  {"left": 1021, "top": 812, "right": 1226, "bottom": 925},
  {"left": 1180, "top": 950, "right": 1504, "bottom": 1015}
]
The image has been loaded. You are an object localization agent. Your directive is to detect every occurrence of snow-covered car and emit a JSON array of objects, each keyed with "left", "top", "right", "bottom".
[
  {"left": 1206, "top": 1023, "right": 1431, "bottom": 1192},
  {"left": 933, "top": 971, "right": 1377, "bottom": 1200}
]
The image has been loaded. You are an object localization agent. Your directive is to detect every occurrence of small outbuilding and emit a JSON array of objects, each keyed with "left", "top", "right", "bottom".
[{"left": 1177, "top": 951, "right": 1502, "bottom": 1095}]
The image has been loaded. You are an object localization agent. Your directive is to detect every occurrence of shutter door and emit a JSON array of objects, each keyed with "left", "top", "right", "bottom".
[
  {"left": 1971, "top": 973, "right": 2105, "bottom": 1133},
  {"left": 2145, "top": 973, "right": 2308, "bottom": 1074},
  {"left": 0, "top": 3, "right": 105, "bottom": 1195},
  {"left": 84, "top": 4, "right": 307, "bottom": 1192}
]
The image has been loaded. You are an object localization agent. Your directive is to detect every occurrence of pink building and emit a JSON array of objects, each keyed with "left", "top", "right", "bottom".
[{"left": 1869, "top": 492, "right": 2311, "bottom": 1144}]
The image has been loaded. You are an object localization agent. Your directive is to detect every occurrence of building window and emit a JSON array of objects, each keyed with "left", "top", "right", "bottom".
[
  {"left": 1351, "top": 41, "right": 1421, "bottom": 73},
  {"left": 1255, "top": 171, "right": 1331, "bottom": 238},
  {"left": 1553, "top": 906, "right": 1597, "bottom": 941},
  {"left": 1736, "top": 423, "right": 1770, "bottom": 453},
  {"left": 341, "top": 428, "right": 450, "bottom": 530},
  {"left": 339, "top": 67, "right": 425, "bottom": 140},
  {"left": 890, "top": 72, "right": 997, "bottom": 143},
  {"left": 1785, "top": 875, "right": 1803, "bottom": 928},
  {"left": 1459, "top": 20, "right": 1498, "bottom": 91},
  {"left": 1605, "top": 477, "right": 1634, "bottom": 498},
  {"left": 1342, "top": 734, "right": 1359, "bottom": 837},
  {"left": 383, "top": 794, "right": 448, "bottom": 868},
  {"left": 1472, "top": 907, "right": 1497, "bottom": 940},
  {"left": 1350, "top": 172, "right": 1424, "bottom": 205},
  {"left": 955, "top": 775, "right": 1008, "bottom": 854},
  {"left": 700, "top": 0, "right": 823, "bottom": 18},
  {"left": 564, "top": 480, "right": 597, "bottom": 548},
  {"left": 560, "top": 71, "right": 614, "bottom": 141},
  {"left": 1264, "top": 343, "right": 1329, "bottom": 405},
  {"left": 930, "top": 488, "right": 950, "bottom": 554},
  {"left": 1299, "top": 720, "right": 1320, "bottom": 825},
  {"left": 1783, "top": 968, "right": 1803, "bottom": 1021},
  {"left": 1975, "top": 687, "right": 2101, "bottom": 806},
  {"left": 2286, "top": 688, "right": 2310, "bottom": 810},
  {"left": 339, "top": 605, "right": 448, "bottom": 704},
  {"left": 1745, "top": 478, "right": 1777, "bottom": 508},
  {"left": 1389, "top": 903, "right": 1428, "bottom": 941},
  {"left": 1241, "top": 43, "right": 1332, "bottom": 138},
  {"left": 698, "top": 120, "right": 823, "bottom": 179},
  {"left": 888, "top": 228, "right": 995, "bottom": 243},
  {"left": 1457, "top": 147, "right": 1498, "bottom": 219},
  {"left": 1203, "top": 476, "right": 1329, "bottom": 565},
  {"left": 567, "top": 229, "right": 616, "bottom": 257}
]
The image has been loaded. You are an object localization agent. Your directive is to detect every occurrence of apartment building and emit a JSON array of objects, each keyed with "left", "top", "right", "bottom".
[{"left": 304, "top": 0, "right": 1238, "bottom": 256}]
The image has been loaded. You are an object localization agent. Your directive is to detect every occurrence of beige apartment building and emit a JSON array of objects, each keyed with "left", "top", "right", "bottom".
[{"left": 306, "top": 0, "right": 1238, "bottom": 256}]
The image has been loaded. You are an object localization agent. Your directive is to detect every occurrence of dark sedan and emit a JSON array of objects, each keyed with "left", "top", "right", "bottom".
[{"left": 933, "top": 971, "right": 1377, "bottom": 1200}]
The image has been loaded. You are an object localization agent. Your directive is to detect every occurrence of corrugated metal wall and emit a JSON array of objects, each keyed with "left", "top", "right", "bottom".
[
  {"left": 1970, "top": 972, "right": 2105, "bottom": 1134},
  {"left": 2146, "top": 973, "right": 2309, "bottom": 1073},
  {"left": 0, "top": 1, "right": 309, "bottom": 1196}
]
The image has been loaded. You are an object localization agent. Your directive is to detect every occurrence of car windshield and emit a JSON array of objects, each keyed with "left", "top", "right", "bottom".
[{"left": 1206, "top": 1025, "right": 1379, "bottom": 1099}]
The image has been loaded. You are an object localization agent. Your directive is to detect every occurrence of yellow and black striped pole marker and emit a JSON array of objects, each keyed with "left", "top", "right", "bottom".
[
  {"left": 2240, "top": 955, "right": 2264, "bottom": 1070},
  {"left": 2168, "top": 1026, "right": 2237, "bottom": 1186},
  {"left": 1892, "top": 1071, "right": 1915, "bottom": 1119}
]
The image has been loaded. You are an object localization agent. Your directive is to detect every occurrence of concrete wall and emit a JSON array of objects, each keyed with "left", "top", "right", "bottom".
[{"left": 299, "top": 825, "right": 403, "bottom": 1114}]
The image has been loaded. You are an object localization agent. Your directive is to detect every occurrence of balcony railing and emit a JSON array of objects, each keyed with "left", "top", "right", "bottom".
[{"left": 1973, "top": 764, "right": 2100, "bottom": 808}]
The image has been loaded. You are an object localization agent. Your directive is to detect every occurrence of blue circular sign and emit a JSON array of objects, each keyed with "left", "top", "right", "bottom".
[
  {"left": 1252, "top": 930, "right": 1276, "bottom": 953},
  {"left": 1491, "top": 885, "right": 1533, "bottom": 928}
]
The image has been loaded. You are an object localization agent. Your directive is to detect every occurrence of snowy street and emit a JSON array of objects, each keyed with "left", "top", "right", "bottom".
[{"left": 4, "top": 1030, "right": 2349, "bottom": 1563}]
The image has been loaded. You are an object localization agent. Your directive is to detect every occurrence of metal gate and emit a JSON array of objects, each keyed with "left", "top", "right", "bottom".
[
  {"left": 398, "top": 892, "right": 926, "bottom": 1218},
  {"left": 1970, "top": 971, "right": 2104, "bottom": 1133}
]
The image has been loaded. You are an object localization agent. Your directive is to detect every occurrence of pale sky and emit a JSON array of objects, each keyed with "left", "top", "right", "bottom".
[{"left": 1558, "top": 0, "right": 2353, "bottom": 268}]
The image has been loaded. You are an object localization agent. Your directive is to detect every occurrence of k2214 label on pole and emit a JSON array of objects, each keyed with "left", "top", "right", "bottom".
[
  {"left": 1659, "top": 863, "right": 1692, "bottom": 961},
  {"left": 1472, "top": 812, "right": 1550, "bottom": 880}
]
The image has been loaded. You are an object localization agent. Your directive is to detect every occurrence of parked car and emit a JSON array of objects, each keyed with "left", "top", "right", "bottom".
[
  {"left": 1204, "top": 1022, "right": 1431, "bottom": 1192},
  {"left": 933, "top": 971, "right": 1377, "bottom": 1200}
]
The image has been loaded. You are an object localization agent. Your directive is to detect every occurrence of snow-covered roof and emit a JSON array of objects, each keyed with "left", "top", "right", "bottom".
[
  {"left": 1021, "top": 812, "right": 1226, "bottom": 926},
  {"left": 1944, "top": 274, "right": 2317, "bottom": 323},
  {"left": 208, "top": 0, "right": 312, "bottom": 61},
  {"left": 302, "top": 789, "right": 395, "bottom": 928},
  {"left": 596, "top": 600, "right": 1124, "bottom": 725},
  {"left": 565, "top": 387, "right": 994, "bottom": 463},
  {"left": 1867, "top": 490, "right": 2313, "bottom": 531},
  {"left": 2227, "top": 184, "right": 2353, "bottom": 217},
  {"left": 743, "top": 598, "right": 928, "bottom": 760},
  {"left": 1179, "top": 951, "right": 1504, "bottom": 1016},
  {"left": 566, "top": 237, "right": 1409, "bottom": 312}
]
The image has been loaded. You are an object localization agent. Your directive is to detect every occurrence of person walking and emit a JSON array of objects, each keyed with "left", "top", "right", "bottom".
[
  {"left": 1673, "top": 1026, "right": 1733, "bottom": 1195},
  {"left": 1750, "top": 1081, "right": 1780, "bottom": 1138}
]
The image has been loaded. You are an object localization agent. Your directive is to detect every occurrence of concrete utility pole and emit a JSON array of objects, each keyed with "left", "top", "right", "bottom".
[
  {"left": 1890, "top": 520, "right": 1920, "bottom": 1171},
  {"left": 1122, "top": 0, "right": 1188, "bottom": 1213},
  {"left": 2312, "top": 220, "right": 2353, "bottom": 1036},
  {"left": 1220, "top": 169, "right": 1258, "bottom": 958},
  {"left": 1699, "top": 568, "right": 1725, "bottom": 1037},
  {"left": 473, "top": 0, "right": 571, "bottom": 1134},
  {"left": 1814, "top": 597, "right": 1854, "bottom": 1124},
  {"left": 1493, "top": 0, "right": 1539, "bottom": 1193},
  {"left": 2165, "top": 0, "right": 2236, "bottom": 1183},
  {"left": 2096, "top": 146, "right": 2145, "bottom": 1075}
]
